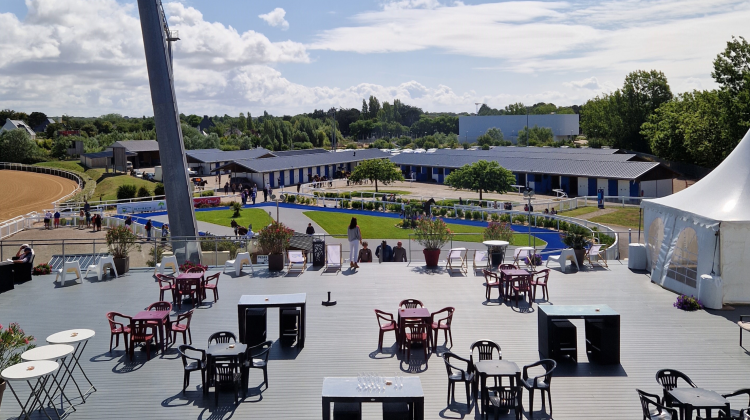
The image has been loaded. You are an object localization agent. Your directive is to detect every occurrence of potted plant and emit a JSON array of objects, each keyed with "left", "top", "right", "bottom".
[
  {"left": 0, "top": 323, "right": 35, "bottom": 410},
  {"left": 562, "top": 231, "right": 591, "bottom": 267},
  {"left": 483, "top": 221, "right": 514, "bottom": 266},
  {"left": 106, "top": 225, "right": 141, "bottom": 274},
  {"left": 257, "top": 221, "right": 295, "bottom": 271},
  {"left": 414, "top": 217, "right": 453, "bottom": 267}
]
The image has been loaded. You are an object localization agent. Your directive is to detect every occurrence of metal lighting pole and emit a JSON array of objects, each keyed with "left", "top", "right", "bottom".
[{"left": 524, "top": 187, "right": 534, "bottom": 247}]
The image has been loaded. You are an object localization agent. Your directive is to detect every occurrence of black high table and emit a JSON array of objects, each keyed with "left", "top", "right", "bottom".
[
  {"left": 0, "top": 261, "right": 15, "bottom": 293},
  {"left": 237, "top": 293, "right": 306, "bottom": 349},
  {"left": 538, "top": 304, "right": 620, "bottom": 364},
  {"left": 322, "top": 377, "right": 424, "bottom": 420}
]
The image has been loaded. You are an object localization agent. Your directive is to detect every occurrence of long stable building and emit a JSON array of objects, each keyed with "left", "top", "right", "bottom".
[{"left": 390, "top": 147, "right": 677, "bottom": 197}]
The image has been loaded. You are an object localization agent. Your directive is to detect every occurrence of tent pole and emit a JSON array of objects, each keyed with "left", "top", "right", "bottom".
[{"left": 638, "top": 208, "right": 642, "bottom": 242}]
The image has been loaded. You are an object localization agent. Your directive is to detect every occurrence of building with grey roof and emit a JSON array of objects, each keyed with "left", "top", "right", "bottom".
[
  {"left": 390, "top": 148, "right": 677, "bottom": 198},
  {"left": 105, "top": 140, "right": 160, "bottom": 168},
  {"left": 459, "top": 114, "right": 579, "bottom": 143},
  {"left": 0, "top": 119, "right": 36, "bottom": 140}
]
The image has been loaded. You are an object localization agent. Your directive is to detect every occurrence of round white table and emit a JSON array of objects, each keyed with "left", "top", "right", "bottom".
[
  {"left": 22, "top": 345, "right": 77, "bottom": 416},
  {"left": 46, "top": 329, "right": 96, "bottom": 402},
  {"left": 1, "top": 360, "right": 60, "bottom": 420},
  {"left": 482, "top": 240, "right": 509, "bottom": 266}
]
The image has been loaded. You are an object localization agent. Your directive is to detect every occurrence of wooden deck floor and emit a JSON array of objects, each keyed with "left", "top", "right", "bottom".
[{"left": 2, "top": 261, "right": 750, "bottom": 419}]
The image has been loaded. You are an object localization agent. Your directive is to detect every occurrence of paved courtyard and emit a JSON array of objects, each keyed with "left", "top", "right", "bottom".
[{"left": 1, "top": 262, "right": 749, "bottom": 419}]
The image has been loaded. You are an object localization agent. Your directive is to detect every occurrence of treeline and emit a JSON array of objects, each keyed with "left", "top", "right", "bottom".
[
  {"left": 477, "top": 102, "right": 578, "bottom": 116},
  {"left": 581, "top": 36, "right": 750, "bottom": 168}
]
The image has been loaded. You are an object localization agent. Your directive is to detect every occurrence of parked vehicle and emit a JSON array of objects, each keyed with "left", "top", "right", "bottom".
[
  {"left": 133, "top": 169, "right": 144, "bottom": 178},
  {"left": 153, "top": 166, "right": 163, "bottom": 182}
]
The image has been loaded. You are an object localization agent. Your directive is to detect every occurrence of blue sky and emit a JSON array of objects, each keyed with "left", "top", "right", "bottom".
[{"left": 0, "top": 0, "right": 748, "bottom": 117}]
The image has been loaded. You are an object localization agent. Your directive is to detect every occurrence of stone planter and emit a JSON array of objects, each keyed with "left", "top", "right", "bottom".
[
  {"left": 423, "top": 249, "right": 441, "bottom": 267},
  {"left": 113, "top": 257, "right": 129, "bottom": 274},
  {"left": 268, "top": 253, "right": 284, "bottom": 271},
  {"left": 574, "top": 249, "right": 586, "bottom": 267}
]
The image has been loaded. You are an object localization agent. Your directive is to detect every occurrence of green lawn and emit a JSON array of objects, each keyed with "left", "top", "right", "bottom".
[
  {"left": 92, "top": 173, "right": 157, "bottom": 201},
  {"left": 34, "top": 161, "right": 88, "bottom": 173},
  {"left": 559, "top": 206, "right": 600, "bottom": 217},
  {"left": 590, "top": 207, "right": 643, "bottom": 229},
  {"left": 303, "top": 211, "right": 545, "bottom": 246},
  {"left": 195, "top": 208, "right": 273, "bottom": 230}
]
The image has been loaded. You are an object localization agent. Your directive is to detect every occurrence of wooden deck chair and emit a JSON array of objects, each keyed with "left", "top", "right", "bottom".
[
  {"left": 325, "top": 244, "right": 342, "bottom": 273},
  {"left": 446, "top": 248, "right": 467, "bottom": 274},
  {"left": 585, "top": 245, "right": 608, "bottom": 267},
  {"left": 473, "top": 250, "right": 489, "bottom": 275},
  {"left": 287, "top": 250, "right": 307, "bottom": 273},
  {"left": 513, "top": 248, "right": 531, "bottom": 266}
]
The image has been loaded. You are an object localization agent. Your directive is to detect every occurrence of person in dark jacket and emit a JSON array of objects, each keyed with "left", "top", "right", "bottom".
[
  {"left": 306, "top": 223, "right": 315, "bottom": 235},
  {"left": 145, "top": 219, "right": 152, "bottom": 238},
  {"left": 375, "top": 241, "right": 393, "bottom": 262},
  {"left": 392, "top": 241, "right": 408, "bottom": 262},
  {"left": 358, "top": 242, "right": 372, "bottom": 263}
]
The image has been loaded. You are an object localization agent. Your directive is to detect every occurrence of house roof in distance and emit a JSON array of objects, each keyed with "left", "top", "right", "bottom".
[
  {"left": 4, "top": 119, "right": 36, "bottom": 137},
  {"left": 185, "top": 148, "right": 275, "bottom": 163},
  {"left": 108, "top": 140, "right": 159, "bottom": 153}
]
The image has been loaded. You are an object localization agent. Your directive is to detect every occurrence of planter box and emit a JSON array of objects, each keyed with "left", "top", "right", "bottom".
[{"left": 201, "top": 251, "right": 230, "bottom": 266}]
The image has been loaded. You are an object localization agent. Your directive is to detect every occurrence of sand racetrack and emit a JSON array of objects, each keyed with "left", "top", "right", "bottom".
[{"left": 0, "top": 169, "right": 79, "bottom": 221}]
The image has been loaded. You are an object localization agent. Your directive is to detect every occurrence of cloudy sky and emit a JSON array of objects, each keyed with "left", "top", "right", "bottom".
[{"left": 0, "top": 0, "right": 748, "bottom": 117}]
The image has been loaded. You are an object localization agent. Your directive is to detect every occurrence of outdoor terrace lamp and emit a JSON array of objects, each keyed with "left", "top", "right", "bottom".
[
  {"left": 523, "top": 187, "right": 534, "bottom": 247},
  {"left": 272, "top": 193, "right": 285, "bottom": 222}
]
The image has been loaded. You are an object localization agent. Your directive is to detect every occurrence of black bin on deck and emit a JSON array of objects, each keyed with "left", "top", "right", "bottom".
[
  {"left": 312, "top": 238, "right": 325, "bottom": 267},
  {"left": 242, "top": 308, "right": 267, "bottom": 347}
]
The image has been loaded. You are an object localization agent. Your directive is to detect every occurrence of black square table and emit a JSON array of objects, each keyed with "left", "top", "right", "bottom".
[
  {"left": 0, "top": 261, "right": 15, "bottom": 293},
  {"left": 321, "top": 377, "right": 424, "bottom": 420},
  {"left": 237, "top": 293, "right": 306, "bottom": 349},
  {"left": 206, "top": 342, "right": 247, "bottom": 396},
  {"left": 474, "top": 360, "right": 521, "bottom": 415},
  {"left": 668, "top": 388, "right": 730, "bottom": 420},
  {"left": 538, "top": 304, "right": 620, "bottom": 364}
]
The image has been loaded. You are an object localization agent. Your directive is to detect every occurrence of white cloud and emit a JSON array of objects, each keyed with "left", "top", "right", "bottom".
[{"left": 258, "top": 7, "right": 289, "bottom": 30}]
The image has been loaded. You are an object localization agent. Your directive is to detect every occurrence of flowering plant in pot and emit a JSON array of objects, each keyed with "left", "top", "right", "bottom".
[
  {"left": 561, "top": 229, "right": 591, "bottom": 267},
  {"left": 483, "top": 221, "right": 513, "bottom": 266},
  {"left": 32, "top": 263, "right": 52, "bottom": 275},
  {"left": 524, "top": 254, "right": 543, "bottom": 267},
  {"left": 674, "top": 295, "right": 703, "bottom": 311},
  {"left": 414, "top": 217, "right": 453, "bottom": 267},
  {"left": 106, "top": 225, "right": 141, "bottom": 274},
  {"left": 257, "top": 221, "right": 295, "bottom": 271},
  {"left": 0, "top": 323, "right": 35, "bottom": 409},
  {"left": 179, "top": 261, "right": 208, "bottom": 272}
]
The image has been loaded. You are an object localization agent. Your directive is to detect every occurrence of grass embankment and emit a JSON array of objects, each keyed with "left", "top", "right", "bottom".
[
  {"left": 590, "top": 208, "right": 643, "bottom": 229},
  {"left": 35, "top": 161, "right": 158, "bottom": 201},
  {"left": 303, "top": 211, "right": 545, "bottom": 246},
  {"left": 195, "top": 209, "right": 274, "bottom": 230},
  {"left": 558, "top": 206, "right": 600, "bottom": 217}
]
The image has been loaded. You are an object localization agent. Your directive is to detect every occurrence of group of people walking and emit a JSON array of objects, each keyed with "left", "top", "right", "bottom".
[{"left": 347, "top": 217, "right": 407, "bottom": 269}]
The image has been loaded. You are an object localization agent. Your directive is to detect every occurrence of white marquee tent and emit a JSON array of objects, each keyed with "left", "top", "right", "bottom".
[{"left": 642, "top": 129, "right": 750, "bottom": 307}]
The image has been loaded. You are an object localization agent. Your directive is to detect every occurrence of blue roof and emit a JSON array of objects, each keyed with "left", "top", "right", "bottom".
[
  {"left": 216, "top": 149, "right": 390, "bottom": 173},
  {"left": 185, "top": 148, "right": 274, "bottom": 163}
]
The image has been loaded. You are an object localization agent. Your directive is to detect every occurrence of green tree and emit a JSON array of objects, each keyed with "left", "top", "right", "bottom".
[
  {"left": 50, "top": 137, "right": 70, "bottom": 158},
  {"left": 80, "top": 123, "right": 98, "bottom": 137},
  {"left": 154, "top": 183, "right": 165, "bottom": 196},
  {"left": 348, "top": 158, "right": 404, "bottom": 192},
  {"left": 517, "top": 125, "right": 554, "bottom": 146},
  {"left": 136, "top": 186, "right": 151, "bottom": 198},
  {"left": 116, "top": 184, "right": 137, "bottom": 200},
  {"left": 0, "top": 129, "right": 42, "bottom": 163},
  {"left": 444, "top": 160, "right": 516, "bottom": 200},
  {"left": 368, "top": 95, "right": 381, "bottom": 120},
  {"left": 712, "top": 36, "right": 750, "bottom": 146},
  {"left": 621, "top": 70, "right": 673, "bottom": 151},
  {"left": 27, "top": 112, "right": 48, "bottom": 128}
]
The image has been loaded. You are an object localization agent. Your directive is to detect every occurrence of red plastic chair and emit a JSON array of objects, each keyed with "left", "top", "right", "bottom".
[
  {"left": 483, "top": 269, "right": 501, "bottom": 301},
  {"left": 399, "top": 299, "right": 423, "bottom": 309},
  {"left": 202, "top": 273, "right": 220, "bottom": 302},
  {"left": 148, "top": 301, "right": 173, "bottom": 312},
  {"left": 170, "top": 309, "right": 194, "bottom": 345},
  {"left": 374, "top": 309, "right": 397, "bottom": 351},
  {"left": 186, "top": 266, "right": 205, "bottom": 274},
  {"left": 156, "top": 274, "right": 175, "bottom": 302},
  {"left": 530, "top": 269, "right": 550, "bottom": 302},
  {"left": 130, "top": 319, "right": 156, "bottom": 361},
  {"left": 403, "top": 319, "right": 429, "bottom": 361},
  {"left": 512, "top": 275, "right": 533, "bottom": 307},
  {"left": 174, "top": 279, "right": 199, "bottom": 309},
  {"left": 106, "top": 312, "right": 132, "bottom": 354},
  {"left": 430, "top": 307, "right": 455, "bottom": 350}
]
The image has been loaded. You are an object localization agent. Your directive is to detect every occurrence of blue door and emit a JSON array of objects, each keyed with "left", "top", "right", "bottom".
[
  {"left": 588, "top": 178, "right": 597, "bottom": 196},
  {"left": 279, "top": 171, "right": 284, "bottom": 187},
  {"left": 289, "top": 170, "right": 294, "bottom": 185},
  {"left": 631, "top": 181, "right": 640, "bottom": 197},
  {"left": 299, "top": 169, "right": 303, "bottom": 183},
  {"left": 316, "top": 166, "right": 321, "bottom": 176},
  {"left": 608, "top": 179, "right": 618, "bottom": 196},
  {"left": 561, "top": 176, "right": 569, "bottom": 194},
  {"left": 325, "top": 166, "right": 329, "bottom": 178},
  {"left": 270, "top": 172, "right": 275, "bottom": 188}
]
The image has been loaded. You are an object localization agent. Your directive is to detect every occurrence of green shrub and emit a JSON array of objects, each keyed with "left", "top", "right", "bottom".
[
  {"left": 60, "top": 218, "right": 68, "bottom": 226},
  {"left": 230, "top": 201, "right": 242, "bottom": 218},
  {"left": 465, "top": 211, "right": 473, "bottom": 220},
  {"left": 473, "top": 210, "right": 483, "bottom": 220},
  {"left": 117, "top": 184, "right": 137, "bottom": 199},
  {"left": 136, "top": 186, "right": 151, "bottom": 198},
  {"left": 439, "top": 208, "right": 447, "bottom": 216},
  {"left": 200, "top": 190, "right": 214, "bottom": 197},
  {"left": 352, "top": 201, "right": 362, "bottom": 209},
  {"left": 500, "top": 214, "right": 511, "bottom": 223},
  {"left": 341, "top": 200, "right": 350, "bottom": 209},
  {"left": 456, "top": 209, "right": 464, "bottom": 218},
  {"left": 286, "top": 195, "right": 296, "bottom": 203},
  {"left": 154, "top": 183, "right": 165, "bottom": 196},
  {"left": 374, "top": 202, "right": 382, "bottom": 210},
  {"left": 490, "top": 213, "right": 500, "bottom": 222},
  {"left": 365, "top": 202, "right": 375, "bottom": 211},
  {"left": 513, "top": 215, "right": 527, "bottom": 224}
]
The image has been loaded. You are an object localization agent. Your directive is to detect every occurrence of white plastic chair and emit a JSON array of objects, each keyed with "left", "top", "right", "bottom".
[
  {"left": 84, "top": 255, "right": 118, "bottom": 280},
  {"left": 325, "top": 244, "right": 342, "bottom": 272},
  {"left": 55, "top": 261, "right": 82, "bottom": 284},
  {"left": 473, "top": 250, "right": 489, "bottom": 274},
  {"left": 154, "top": 255, "right": 178, "bottom": 275},
  {"left": 287, "top": 250, "right": 307, "bottom": 273},
  {"left": 546, "top": 248, "right": 580, "bottom": 272},
  {"left": 446, "top": 248, "right": 467, "bottom": 274},
  {"left": 223, "top": 252, "right": 252, "bottom": 276}
]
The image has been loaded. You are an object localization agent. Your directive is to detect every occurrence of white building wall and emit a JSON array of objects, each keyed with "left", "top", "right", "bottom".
[{"left": 596, "top": 178, "right": 607, "bottom": 193}]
